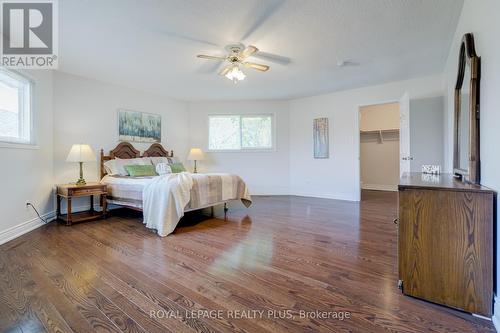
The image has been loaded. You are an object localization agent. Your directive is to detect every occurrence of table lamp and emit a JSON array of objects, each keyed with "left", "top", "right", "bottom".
[
  {"left": 187, "top": 148, "right": 204, "bottom": 173},
  {"left": 66, "top": 144, "right": 96, "bottom": 185}
]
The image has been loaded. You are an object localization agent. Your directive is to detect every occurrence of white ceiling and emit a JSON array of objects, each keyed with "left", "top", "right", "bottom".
[{"left": 59, "top": 0, "right": 463, "bottom": 101}]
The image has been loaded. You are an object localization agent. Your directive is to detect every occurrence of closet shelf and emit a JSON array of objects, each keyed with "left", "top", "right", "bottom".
[
  {"left": 359, "top": 128, "right": 399, "bottom": 134},
  {"left": 360, "top": 128, "right": 399, "bottom": 144}
]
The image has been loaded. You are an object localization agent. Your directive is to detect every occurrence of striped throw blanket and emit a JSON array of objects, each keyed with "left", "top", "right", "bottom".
[
  {"left": 187, "top": 173, "right": 252, "bottom": 209},
  {"left": 140, "top": 172, "right": 252, "bottom": 236}
]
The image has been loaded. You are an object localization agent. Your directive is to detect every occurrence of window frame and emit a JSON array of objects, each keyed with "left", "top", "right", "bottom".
[
  {"left": 207, "top": 113, "right": 276, "bottom": 152},
  {"left": 0, "top": 68, "right": 35, "bottom": 148}
]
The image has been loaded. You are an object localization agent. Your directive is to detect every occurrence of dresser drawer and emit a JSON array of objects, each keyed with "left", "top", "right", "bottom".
[
  {"left": 57, "top": 183, "right": 107, "bottom": 197},
  {"left": 68, "top": 187, "right": 106, "bottom": 196}
]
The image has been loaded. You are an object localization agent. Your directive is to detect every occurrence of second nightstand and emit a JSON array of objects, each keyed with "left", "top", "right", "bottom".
[{"left": 56, "top": 183, "right": 107, "bottom": 225}]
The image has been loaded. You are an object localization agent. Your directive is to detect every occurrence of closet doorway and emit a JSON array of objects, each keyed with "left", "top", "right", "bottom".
[{"left": 359, "top": 102, "right": 401, "bottom": 194}]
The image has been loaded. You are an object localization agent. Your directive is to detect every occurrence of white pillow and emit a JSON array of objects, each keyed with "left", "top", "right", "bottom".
[
  {"left": 150, "top": 156, "right": 169, "bottom": 167},
  {"left": 138, "top": 157, "right": 153, "bottom": 165},
  {"left": 167, "top": 156, "right": 181, "bottom": 164},
  {"left": 155, "top": 163, "right": 172, "bottom": 175},
  {"left": 103, "top": 159, "right": 119, "bottom": 175},
  {"left": 104, "top": 157, "right": 151, "bottom": 176}
]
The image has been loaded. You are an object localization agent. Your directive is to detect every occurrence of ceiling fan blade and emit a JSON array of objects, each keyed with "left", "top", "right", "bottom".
[
  {"left": 196, "top": 60, "right": 224, "bottom": 74},
  {"left": 238, "top": 0, "right": 285, "bottom": 41},
  {"left": 197, "top": 55, "right": 227, "bottom": 61},
  {"left": 239, "top": 45, "right": 259, "bottom": 59},
  {"left": 252, "top": 51, "right": 291, "bottom": 65},
  {"left": 154, "top": 29, "right": 220, "bottom": 47},
  {"left": 243, "top": 62, "right": 270, "bottom": 72},
  {"left": 219, "top": 65, "right": 232, "bottom": 76}
]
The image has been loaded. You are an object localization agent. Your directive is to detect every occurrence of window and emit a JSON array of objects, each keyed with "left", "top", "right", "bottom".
[
  {"left": 0, "top": 69, "right": 33, "bottom": 145},
  {"left": 208, "top": 114, "right": 274, "bottom": 151}
]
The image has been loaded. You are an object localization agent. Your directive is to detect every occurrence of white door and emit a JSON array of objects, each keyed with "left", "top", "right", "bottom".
[{"left": 399, "top": 92, "right": 411, "bottom": 176}]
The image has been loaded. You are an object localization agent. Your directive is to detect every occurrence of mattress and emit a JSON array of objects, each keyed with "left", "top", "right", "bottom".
[
  {"left": 100, "top": 175, "right": 149, "bottom": 209},
  {"left": 100, "top": 173, "right": 251, "bottom": 211}
]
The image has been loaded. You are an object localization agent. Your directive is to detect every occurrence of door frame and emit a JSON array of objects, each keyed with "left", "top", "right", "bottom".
[{"left": 356, "top": 94, "right": 408, "bottom": 201}]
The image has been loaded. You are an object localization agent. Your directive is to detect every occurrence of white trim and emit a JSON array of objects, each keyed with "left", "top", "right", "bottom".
[
  {"left": 0, "top": 211, "right": 55, "bottom": 246},
  {"left": 0, "top": 203, "right": 111, "bottom": 245},
  {"left": 0, "top": 141, "right": 39, "bottom": 150},
  {"left": 361, "top": 184, "right": 398, "bottom": 191},
  {"left": 472, "top": 313, "right": 492, "bottom": 321},
  {"left": 493, "top": 295, "right": 500, "bottom": 331}
]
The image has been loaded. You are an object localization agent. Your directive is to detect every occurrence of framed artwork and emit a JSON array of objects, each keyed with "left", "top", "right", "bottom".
[
  {"left": 313, "top": 117, "right": 329, "bottom": 158},
  {"left": 118, "top": 109, "right": 161, "bottom": 143}
]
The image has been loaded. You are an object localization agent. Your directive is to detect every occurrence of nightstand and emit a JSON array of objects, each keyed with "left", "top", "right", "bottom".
[{"left": 56, "top": 183, "right": 107, "bottom": 225}]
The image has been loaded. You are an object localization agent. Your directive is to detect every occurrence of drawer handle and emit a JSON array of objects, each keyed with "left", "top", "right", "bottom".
[{"left": 393, "top": 218, "right": 399, "bottom": 225}]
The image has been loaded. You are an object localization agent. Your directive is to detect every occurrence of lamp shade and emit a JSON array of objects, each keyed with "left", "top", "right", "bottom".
[
  {"left": 66, "top": 144, "right": 96, "bottom": 162},
  {"left": 187, "top": 148, "right": 204, "bottom": 161}
]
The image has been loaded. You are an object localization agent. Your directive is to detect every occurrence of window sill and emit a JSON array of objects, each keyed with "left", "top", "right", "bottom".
[{"left": 0, "top": 141, "right": 39, "bottom": 150}]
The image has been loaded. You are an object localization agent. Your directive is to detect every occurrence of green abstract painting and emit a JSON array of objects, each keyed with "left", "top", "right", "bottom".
[
  {"left": 118, "top": 109, "right": 161, "bottom": 143},
  {"left": 313, "top": 117, "right": 329, "bottom": 159}
]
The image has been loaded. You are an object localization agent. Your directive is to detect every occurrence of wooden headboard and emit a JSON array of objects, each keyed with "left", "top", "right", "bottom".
[
  {"left": 143, "top": 143, "right": 171, "bottom": 157},
  {"left": 100, "top": 142, "right": 174, "bottom": 179}
]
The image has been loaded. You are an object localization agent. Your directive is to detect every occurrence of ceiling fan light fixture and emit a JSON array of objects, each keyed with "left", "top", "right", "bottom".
[
  {"left": 197, "top": 43, "right": 273, "bottom": 82},
  {"left": 225, "top": 65, "right": 246, "bottom": 83}
]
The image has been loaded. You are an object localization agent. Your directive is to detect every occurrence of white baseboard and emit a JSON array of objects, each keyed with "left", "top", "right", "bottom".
[
  {"left": 361, "top": 184, "right": 398, "bottom": 191},
  {"left": 493, "top": 295, "right": 499, "bottom": 331},
  {"left": 0, "top": 210, "right": 55, "bottom": 246},
  {"left": 249, "top": 187, "right": 290, "bottom": 196},
  {"left": 0, "top": 204, "right": 109, "bottom": 246}
]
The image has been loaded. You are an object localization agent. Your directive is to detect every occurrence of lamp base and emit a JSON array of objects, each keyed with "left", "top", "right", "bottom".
[
  {"left": 75, "top": 177, "right": 87, "bottom": 186},
  {"left": 76, "top": 162, "right": 86, "bottom": 185}
]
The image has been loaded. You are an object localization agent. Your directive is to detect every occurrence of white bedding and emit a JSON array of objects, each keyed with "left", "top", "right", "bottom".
[
  {"left": 101, "top": 174, "right": 151, "bottom": 208},
  {"left": 101, "top": 173, "right": 252, "bottom": 236},
  {"left": 142, "top": 172, "right": 193, "bottom": 236}
]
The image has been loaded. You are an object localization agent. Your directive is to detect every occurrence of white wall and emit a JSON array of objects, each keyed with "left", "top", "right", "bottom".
[
  {"left": 442, "top": 0, "right": 500, "bottom": 323},
  {"left": 53, "top": 72, "right": 189, "bottom": 210},
  {"left": 360, "top": 103, "right": 400, "bottom": 191},
  {"left": 289, "top": 75, "right": 444, "bottom": 201},
  {"left": 188, "top": 100, "right": 290, "bottom": 195},
  {"left": 0, "top": 70, "right": 54, "bottom": 244}
]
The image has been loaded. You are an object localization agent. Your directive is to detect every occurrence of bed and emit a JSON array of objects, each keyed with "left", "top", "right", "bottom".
[{"left": 99, "top": 142, "right": 252, "bottom": 236}]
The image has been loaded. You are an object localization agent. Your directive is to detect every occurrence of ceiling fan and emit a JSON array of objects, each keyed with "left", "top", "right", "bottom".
[{"left": 197, "top": 43, "right": 270, "bottom": 83}]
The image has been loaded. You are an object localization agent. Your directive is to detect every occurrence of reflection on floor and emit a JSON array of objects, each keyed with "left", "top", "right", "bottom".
[{"left": 0, "top": 192, "right": 494, "bottom": 332}]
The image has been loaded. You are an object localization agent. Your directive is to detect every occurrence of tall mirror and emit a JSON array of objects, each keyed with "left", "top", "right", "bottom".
[{"left": 453, "top": 33, "right": 480, "bottom": 184}]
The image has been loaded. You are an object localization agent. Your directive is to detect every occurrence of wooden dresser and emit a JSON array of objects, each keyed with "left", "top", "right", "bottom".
[{"left": 398, "top": 173, "right": 496, "bottom": 316}]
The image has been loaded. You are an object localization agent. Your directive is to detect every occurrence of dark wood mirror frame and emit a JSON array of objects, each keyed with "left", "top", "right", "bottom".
[{"left": 453, "top": 33, "right": 480, "bottom": 184}]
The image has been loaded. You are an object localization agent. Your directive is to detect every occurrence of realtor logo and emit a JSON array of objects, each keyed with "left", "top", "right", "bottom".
[{"left": 1, "top": 0, "right": 58, "bottom": 68}]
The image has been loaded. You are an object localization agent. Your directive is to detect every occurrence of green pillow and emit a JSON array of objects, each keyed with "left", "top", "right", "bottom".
[
  {"left": 170, "top": 162, "right": 186, "bottom": 173},
  {"left": 124, "top": 164, "right": 157, "bottom": 177}
]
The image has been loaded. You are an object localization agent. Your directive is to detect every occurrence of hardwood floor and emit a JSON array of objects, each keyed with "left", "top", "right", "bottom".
[{"left": 0, "top": 191, "right": 494, "bottom": 332}]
